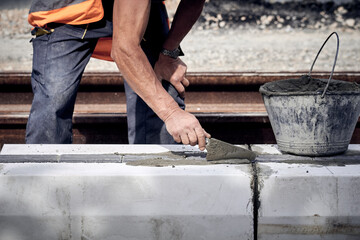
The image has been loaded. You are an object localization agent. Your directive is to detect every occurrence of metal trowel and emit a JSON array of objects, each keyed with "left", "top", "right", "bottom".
[{"left": 206, "top": 138, "right": 257, "bottom": 162}]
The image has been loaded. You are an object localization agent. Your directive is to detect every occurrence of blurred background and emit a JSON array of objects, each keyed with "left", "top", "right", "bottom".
[{"left": 0, "top": 0, "right": 359, "bottom": 72}]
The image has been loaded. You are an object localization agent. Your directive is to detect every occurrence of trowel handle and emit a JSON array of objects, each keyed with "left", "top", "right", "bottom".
[{"left": 308, "top": 32, "right": 339, "bottom": 98}]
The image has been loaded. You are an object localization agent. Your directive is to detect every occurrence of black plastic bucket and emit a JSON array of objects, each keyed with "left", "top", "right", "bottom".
[{"left": 259, "top": 32, "right": 360, "bottom": 156}]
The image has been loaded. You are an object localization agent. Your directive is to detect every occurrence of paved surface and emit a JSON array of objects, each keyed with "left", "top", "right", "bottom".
[
  {"left": 0, "top": 1, "right": 359, "bottom": 73},
  {"left": 1, "top": 29, "right": 359, "bottom": 73}
]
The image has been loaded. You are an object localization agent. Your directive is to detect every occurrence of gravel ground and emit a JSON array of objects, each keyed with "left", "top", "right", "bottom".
[{"left": 0, "top": 1, "right": 359, "bottom": 72}]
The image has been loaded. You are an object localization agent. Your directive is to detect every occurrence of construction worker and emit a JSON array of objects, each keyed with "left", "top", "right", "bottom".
[{"left": 26, "top": 0, "right": 210, "bottom": 150}]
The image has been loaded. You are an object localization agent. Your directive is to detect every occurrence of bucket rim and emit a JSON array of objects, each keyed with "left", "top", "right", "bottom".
[
  {"left": 259, "top": 77, "right": 360, "bottom": 97},
  {"left": 259, "top": 87, "right": 360, "bottom": 97}
]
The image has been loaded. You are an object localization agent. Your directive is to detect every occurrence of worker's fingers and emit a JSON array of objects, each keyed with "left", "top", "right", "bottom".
[
  {"left": 173, "top": 82, "right": 186, "bottom": 98},
  {"left": 180, "top": 133, "right": 190, "bottom": 145},
  {"left": 195, "top": 127, "right": 207, "bottom": 151},
  {"left": 164, "top": 109, "right": 209, "bottom": 151},
  {"left": 172, "top": 134, "right": 181, "bottom": 144},
  {"left": 187, "top": 131, "right": 198, "bottom": 146},
  {"left": 181, "top": 77, "right": 190, "bottom": 87},
  {"left": 169, "top": 71, "right": 187, "bottom": 98}
]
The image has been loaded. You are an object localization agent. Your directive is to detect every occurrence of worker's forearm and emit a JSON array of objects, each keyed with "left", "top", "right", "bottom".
[
  {"left": 162, "top": 0, "right": 205, "bottom": 50},
  {"left": 111, "top": 45, "right": 180, "bottom": 121},
  {"left": 111, "top": 0, "right": 210, "bottom": 150},
  {"left": 111, "top": 0, "right": 180, "bottom": 121}
]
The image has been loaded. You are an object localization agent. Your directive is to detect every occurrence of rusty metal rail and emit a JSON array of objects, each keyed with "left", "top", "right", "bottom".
[
  {"left": 1, "top": 72, "right": 359, "bottom": 148},
  {"left": 2, "top": 71, "right": 360, "bottom": 86}
]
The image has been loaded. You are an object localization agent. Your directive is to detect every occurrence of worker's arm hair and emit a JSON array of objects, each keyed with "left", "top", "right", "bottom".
[{"left": 111, "top": 0, "right": 180, "bottom": 121}]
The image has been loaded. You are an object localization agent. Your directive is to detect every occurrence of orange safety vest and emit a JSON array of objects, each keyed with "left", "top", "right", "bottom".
[
  {"left": 28, "top": 0, "right": 104, "bottom": 28},
  {"left": 28, "top": 0, "right": 112, "bottom": 61},
  {"left": 28, "top": 0, "right": 168, "bottom": 62}
]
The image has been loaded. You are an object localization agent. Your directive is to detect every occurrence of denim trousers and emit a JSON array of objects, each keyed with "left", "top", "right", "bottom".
[{"left": 25, "top": 3, "right": 185, "bottom": 144}]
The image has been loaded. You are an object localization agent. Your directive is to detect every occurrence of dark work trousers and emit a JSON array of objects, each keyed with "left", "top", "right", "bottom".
[{"left": 25, "top": 3, "right": 185, "bottom": 144}]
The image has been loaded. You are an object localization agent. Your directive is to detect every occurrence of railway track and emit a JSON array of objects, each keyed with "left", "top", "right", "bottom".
[{"left": 1, "top": 71, "right": 359, "bottom": 149}]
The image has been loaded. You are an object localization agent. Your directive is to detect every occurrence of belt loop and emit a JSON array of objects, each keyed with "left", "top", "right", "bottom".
[{"left": 81, "top": 24, "right": 89, "bottom": 39}]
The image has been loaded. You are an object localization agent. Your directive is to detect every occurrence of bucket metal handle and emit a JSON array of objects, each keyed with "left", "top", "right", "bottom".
[{"left": 308, "top": 32, "right": 339, "bottom": 98}]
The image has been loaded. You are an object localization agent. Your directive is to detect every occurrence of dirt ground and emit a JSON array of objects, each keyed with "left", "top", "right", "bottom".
[{"left": 0, "top": 1, "right": 359, "bottom": 72}]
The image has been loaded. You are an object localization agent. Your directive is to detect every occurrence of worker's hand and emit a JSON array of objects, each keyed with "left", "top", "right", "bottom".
[
  {"left": 164, "top": 108, "right": 211, "bottom": 151},
  {"left": 154, "top": 54, "right": 190, "bottom": 98}
]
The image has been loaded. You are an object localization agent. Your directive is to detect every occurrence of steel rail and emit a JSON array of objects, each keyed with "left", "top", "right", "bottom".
[
  {"left": 1, "top": 71, "right": 360, "bottom": 86},
  {"left": 1, "top": 71, "right": 359, "bottom": 147}
]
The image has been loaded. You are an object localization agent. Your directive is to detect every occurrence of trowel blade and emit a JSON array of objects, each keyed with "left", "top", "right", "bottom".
[{"left": 206, "top": 138, "right": 257, "bottom": 162}]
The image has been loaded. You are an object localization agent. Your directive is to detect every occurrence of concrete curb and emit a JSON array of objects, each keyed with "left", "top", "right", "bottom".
[{"left": 0, "top": 144, "right": 359, "bottom": 239}]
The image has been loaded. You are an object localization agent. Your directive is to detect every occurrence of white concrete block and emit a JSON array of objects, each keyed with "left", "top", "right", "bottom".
[
  {"left": 346, "top": 144, "right": 360, "bottom": 155},
  {"left": 0, "top": 163, "right": 254, "bottom": 240},
  {"left": 348, "top": 145, "right": 360, "bottom": 152},
  {"left": 0, "top": 144, "right": 202, "bottom": 155},
  {"left": 257, "top": 162, "right": 360, "bottom": 240}
]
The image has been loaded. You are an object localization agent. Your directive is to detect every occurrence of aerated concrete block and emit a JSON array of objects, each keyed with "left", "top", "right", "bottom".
[
  {"left": 257, "top": 162, "right": 360, "bottom": 240},
  {"left": 0, "top": 144, "right": 197, "bottom": 155},
  {"left": 0, "top": 158, "right": 254, "bottom": 239}
]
